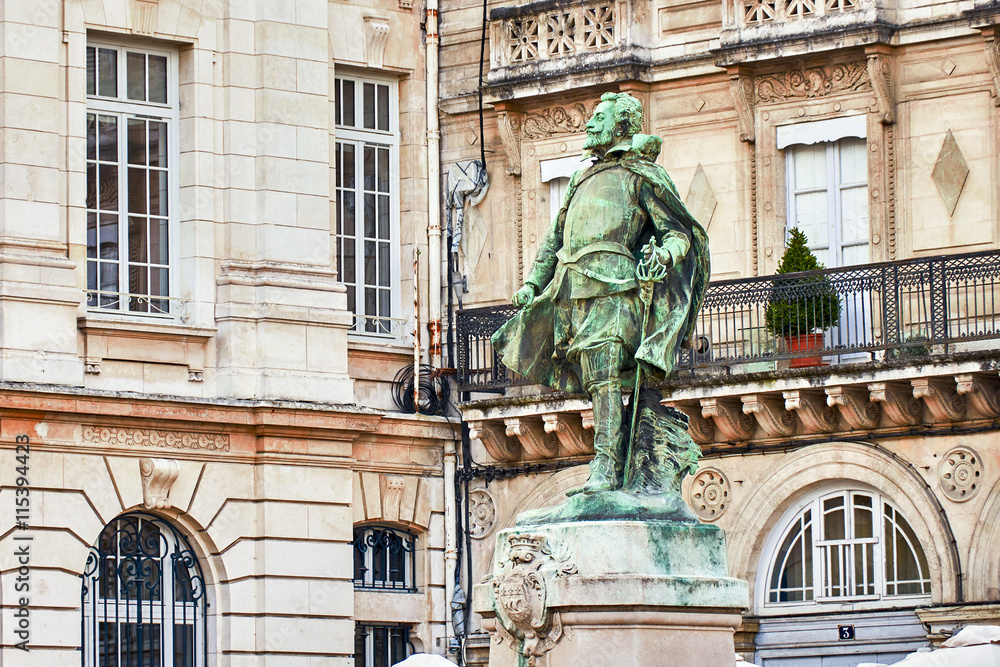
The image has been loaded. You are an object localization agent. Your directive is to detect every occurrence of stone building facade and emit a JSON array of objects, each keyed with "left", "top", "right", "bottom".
[
  {"left": 441, "top": 0, "right": 1000, "bottom": 663},
  {"left": 0, "top": 1, "right": 457, "bottom": 666}
]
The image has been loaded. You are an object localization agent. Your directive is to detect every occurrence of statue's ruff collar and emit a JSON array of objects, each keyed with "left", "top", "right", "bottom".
[{"left": 583, "top": 134, "right": 663, "bottom": 163}]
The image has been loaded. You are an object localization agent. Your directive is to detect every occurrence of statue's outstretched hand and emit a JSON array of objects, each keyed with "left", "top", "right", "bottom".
[
  {"left": 637, "top": 240, "right": 670, "bottom": 283},
  {"left": 512, "top": 284, "right": 537, "bottom": 308}
]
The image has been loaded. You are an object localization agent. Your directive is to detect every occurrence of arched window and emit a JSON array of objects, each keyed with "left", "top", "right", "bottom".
[
  {"left": 352, "top": 525, "right": 416, "bottom": 592},
  {"left": 765, "top": 490, "right": 931, "bottom": 606},
  {"left": 81, "top": 513, "right": 208, "bottom": 667}
]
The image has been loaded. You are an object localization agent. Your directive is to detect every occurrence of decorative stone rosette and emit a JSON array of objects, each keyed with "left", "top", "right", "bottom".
[
  {"left": 468, "top": 489, "right": 497, "bottom": 539},
  {"left": 689, "top": 467, "right": 731, "bottom": 521},
  {"left": 939, "top": 446, "right": 982, "bottom": 502}
]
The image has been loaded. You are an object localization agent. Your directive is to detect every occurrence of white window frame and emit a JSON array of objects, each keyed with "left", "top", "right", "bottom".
[
  {"left": 759, "top": 487, "right": 932, "bottom": 613},
  {"left": 85, "top": 40, "right": 180, "bottom": 319},
  {"left": 784, "top": 136, "right": 869, "bottom": 269},
  {"left": 541, "top": 155, "right": 584, "bottom": 222},
  {"left": 334, "top": 73, "right": 402, "bottom": 339}
]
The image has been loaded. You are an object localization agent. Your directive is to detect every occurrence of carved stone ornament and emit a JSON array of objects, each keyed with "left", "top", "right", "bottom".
[
  {"left": 955, "top": 374, "right": 1000, "bottom": 417},
  {"left": 506, "top": 417, "right": 559, "bottom": 458},
  {"left": 866, "top": 52, "right": 895, "bottom": 124},
  {"left": 755, "top": 62, "right": 870, "bottom": 103},
  {"left": 826, "top": 386, "right": 881, "bottom": 430},
  {"left": 939, "top": 446, "right": 983, "bottom": 502},
  {"left": 470, "top": 420, "right": 521, "bottom": 461},
  {"left": 83, "top": 426, "right": 230, "bottom": 452},
  {"left": 522, "top": 103, "right": 590, "bottom": 140},
  {"left": 984, "top": 34, "right": 1000, "bottom": 107},
  {"left": 139, "top": 458, "right": 180, "bottom": 510},
  {"left": 469, "top": 489, "right": 498, "bottom": 539},
  {"left": 742, "top": 394, "right": 796, "bottom": 436},
  {"left": 497, "top": 110, "right": 523, "bottom": 176},
  {"left": 868, "top": 381, "right": 922, "bottom": 425},
  {"left": 912, "top": 378, "right": 966, "bottom": 422},
  {"left": 701, "top": 397, "right": 755, "bottom": 441},
  {"left": 783, "top": 389, "right": 839, "bottom": 432},
  {"left": 728, "top": 68, "right": 756, "bottom": 143},
  {"left": 492, "top": 533, "right": 576, "bottom": 665},
  {"left": 542, "top": 413, "right": 593, "bottom": 455},
  {"left": 363, "top": 15, "right": 391, "bottom": 69},
  {"left": 689, "top": 467, "right": 731, "bottom": 521}
]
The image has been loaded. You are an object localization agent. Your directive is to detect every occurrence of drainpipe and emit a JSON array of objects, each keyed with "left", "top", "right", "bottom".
[
  {"left": 426, "top": 0, "right": 442, "bottom": 368},
  {"left": 443, "top": 439, "right": 458, "bottom": 652}
]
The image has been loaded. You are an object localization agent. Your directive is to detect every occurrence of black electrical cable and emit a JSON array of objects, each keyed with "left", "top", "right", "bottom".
[{"left": 477, "top": 0, "right": 487, "bottom": 169}]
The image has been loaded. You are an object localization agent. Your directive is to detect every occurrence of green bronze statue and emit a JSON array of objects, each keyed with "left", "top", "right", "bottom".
[{"left": 492, "top": 92, "right": 711, "bottom": 524}]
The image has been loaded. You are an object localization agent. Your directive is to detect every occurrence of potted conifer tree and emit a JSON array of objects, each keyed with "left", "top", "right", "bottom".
[{"left": 764, "top": 229, "right": 841, "bottom": 368}]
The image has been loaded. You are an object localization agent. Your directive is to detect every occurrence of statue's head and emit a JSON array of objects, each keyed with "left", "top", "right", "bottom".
[{"left": 583, "top": 92, "right": 643, "bottom": 154}]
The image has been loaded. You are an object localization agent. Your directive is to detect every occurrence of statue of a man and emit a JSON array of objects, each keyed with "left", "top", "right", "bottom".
[{"left": 492, "top": 92, "right": 710, "bottom": 499}]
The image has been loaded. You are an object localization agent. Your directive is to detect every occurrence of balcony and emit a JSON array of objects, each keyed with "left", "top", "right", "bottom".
[
  {"left": 486, "top": 0, "right": 648, "bottom": 93},
  {"left": 457, "top": 250, "right": 1000, "bottom": 461}
]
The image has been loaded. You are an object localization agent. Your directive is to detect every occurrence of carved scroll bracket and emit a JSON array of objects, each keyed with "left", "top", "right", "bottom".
[
  {"left": 865, "top": 48, "right": 895, "bottom": 125},
  {"left": 868, "top": 381, "right": 922, "bottom": 425},
  {"left": 363, "top": 15, "right": 391, "bottom": 69},
  {"left": 783, "top": 389, "right": 839, "bottom": 433},
  {"left": 727, "top": 67, "right": 756, "bottom": 144},
  {"left": 495, "top": 107, "right": 523, "bottom": 176},
  {"left": 702, "top": 397, "right": 755, "bottom": 441},
  {"left": 506, "top": 417, "right": 559, "bottom": 459},
  {"left": 470, "top": 420, "right": 521, "bottom": 461},
  {"left": 955, "top": 374, "right": 1000, "bottom": 417},
  {"left": 912, "top": 378, "right": 967, "bottom": 422},
  {"left": 666, "top": 401, "right": 715, "bottom": 444},
  {"left": 742, "top": 394, "right": 796, "bottom": 436},
  {"left": 979, "top": 27, "right": 1000, "bottom": 106},
  {"left": 139, "top": 458, "right": 180, "bottom": 510},
  {"left": 826, "top": 386, "right": 881, "bottom": 430},
  {"left": 542, "top": 413, "right": 593, "bottom": 455}
]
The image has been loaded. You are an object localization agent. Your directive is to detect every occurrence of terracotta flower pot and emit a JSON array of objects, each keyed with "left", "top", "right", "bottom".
[{"left": 785, "top": 332, "right": 827, "bottom": 368}]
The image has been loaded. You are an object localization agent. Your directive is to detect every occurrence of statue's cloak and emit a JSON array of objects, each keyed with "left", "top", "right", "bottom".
[{"left": 491, "top": 140, "right": 710, "bottom": 394}]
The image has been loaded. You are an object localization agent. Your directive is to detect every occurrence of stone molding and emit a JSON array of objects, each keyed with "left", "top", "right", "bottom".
[
  {"left": 355, "top": 472, "right": 431, "bottom": 530},
  {"left": 363, "top": 15, "right": 391, "bottom": 69},
  {"left": 470, "top": 409, "right": 593, "bottom": 462},
  {"left": 78, "top": 318, "right": 215, "bottom": 384},
  {"left": 139, "top": 457, "right": 180, "bottom": 509},
  {"left": 83, "top": 426, "right": 230, "bottom": 452},
  {"left": 866, "top": 50, "right": 895, "bottom": 124},
  {"left": 496, "top": 109, "right": 523, "bottom": 176}
]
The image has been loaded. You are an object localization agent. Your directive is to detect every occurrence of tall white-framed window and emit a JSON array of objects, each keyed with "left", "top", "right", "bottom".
[
  {"left": 334, "top": 74, "right": 401, "bottom": 337},
  {"left": 86, "top": 42, "right": 179, "bottom": 317},
  {"left": 763, "top": 489, "right": 932, "bottom": 608},
  {"left": 784, "top": 136, "right": 869, "bottom": 268},
  {"left": 354, "top": 624, "right": 412, "bottom": 666}
]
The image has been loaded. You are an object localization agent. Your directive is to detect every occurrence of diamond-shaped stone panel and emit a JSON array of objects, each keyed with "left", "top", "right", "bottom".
[
  {"left": 685, "top": 164, "right": 718, "bottom": 226},
  {"left": 931, "top": 130, "right": 969, "bottom": 217}
]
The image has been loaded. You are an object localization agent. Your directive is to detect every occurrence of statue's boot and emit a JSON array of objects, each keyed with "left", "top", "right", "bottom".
[{"left": 580, "top": 379, "right": 626, "bottom": 493}]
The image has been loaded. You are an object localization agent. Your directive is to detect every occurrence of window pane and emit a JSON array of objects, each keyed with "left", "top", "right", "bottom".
[
  {"left": 377, "top": 147, "right": 389, "bottom": 192},
  {"left": 344, "top": 191, "right": 356, "bottom": 236},
  {"left": 364, "top": 146, "right": 375, "bottom": 191},
  {"left": 128, "top": 118, "right": 147, "bottom": 165},
  {"left": 335, "top": 78, "right": 342, "bottom": 126},
  {"left": 792, "top": 191, "right": 828, "bottom": 252},
  {"left": 342, "top": 143, "right": 356, "bottom": 190},
  {"left": 87, "top": 164, "right": 97, "bottom": 210},
  {"left": 148, "top": 55, "right": 167, "bottom": 104},
  {"left": 792, "top": 143, "right": 827, "bottom": 190},
  {"left": 99, "top": 165, "right": 119, "bottom": 211},
  {"left": 378, "top": 84, "right": 389, "bottom": 131},
  {"left": 152, "top": 219, "right": 169, "bottom": 265},
  {"left": 149, "top": 122, "right": 167, "bottom": 168},
  {"left": 365, "top": 194, "right": 376, "bottom": 238},
  {"left": 100, "top": 262, "right": 119, "bottom": 298},
  {"left": 355, "top": 626, "right": 367, "bottom": 667},
  {"left": 839, "top": 137, "right": 867, "bottom": 183},
  {"left": 98, "top": 48, "right": 117, "bottom": 97},
  {"left": 127, "top": 52, "right": 146, "bottom": 101},
  {"left": 99, "top": 115, "right": 118, "bottom": 163},
  {"left": 840, "top": 185, "right": 869, "bottom": 247},
  {"left": 366, "top": 287, "right": 377, "bottom": 316},
  {"left": 365, "top": 241, "right": 376, "bottom": 286},
  {"left": 342, "top": 80, "right": 355, "bottom": 126},
  {"left": 390, "top": 628, "right": 407, "bottom": 663},
  {"left": 823, "top": 496, "right": 845, "bottom": 540},
  {"left": 129, "top": 216, "right": 148, "bottom": 263},
  {"left": 87, "top": 212, "right": 98, "bottom": 259},
  {"left": 853, "top": 497, "right": 873, "bottom": 539},
  {"left": 174, "top": 624, "right": 194, "bottom": 667},
  {"left": 374, "top": 627, "right": 389, "bottom": 667},
  {"left": 129, "top": 265, "right": 148, "bottom": 305},
  {"left": 149, "top": 171, "right": 168, "bottom": 216},
  {"left": 364, "top": 82, "right": 376, "bottom": 129},
  {"left": 128, "top": 168, "right": 147, "bottom": 214},
  {"left": 343, "top": 238, "right": 356, "bottom": 284},
  {"left": 151, "top": 267, "right": 169, "bottom": 298},
  {"left": 87, "top": 47, "right": 97, "bottom": 96},
  {"left": 378, "top": 195, "right": 390, "bottom": 239},
  {"left": 379, "top": 243, "right": 390, "bottom": 287},
  {"left": 100, "top": 214, "right": 119, "bottom": 260},
  {"left": 87, "top": 113, "right": 97, "bottom": 161}
]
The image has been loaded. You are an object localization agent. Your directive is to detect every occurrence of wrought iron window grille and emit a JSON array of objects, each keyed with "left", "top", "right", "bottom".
[
  {"left": 352, "top": 526, "right": 417, "bottom": 592},
  {"left": 81, "top": 512, "right": 208, "bottom": 667}
]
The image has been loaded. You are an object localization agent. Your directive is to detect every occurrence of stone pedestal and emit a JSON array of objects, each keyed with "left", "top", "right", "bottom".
[{"left": 473, "top": 520, "right": 748, "bottom": 667}]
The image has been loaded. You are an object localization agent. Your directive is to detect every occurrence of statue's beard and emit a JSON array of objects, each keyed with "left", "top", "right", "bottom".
[{"left": 583, "top": 125, "right": 617, "bottom": 151}]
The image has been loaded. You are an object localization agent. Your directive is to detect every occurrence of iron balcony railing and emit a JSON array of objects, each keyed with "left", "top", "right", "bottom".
[{"left": 456, "top": 249, "right": 1000, "bottom": 392}]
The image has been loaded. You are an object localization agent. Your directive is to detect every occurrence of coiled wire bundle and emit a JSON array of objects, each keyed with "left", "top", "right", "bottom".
[{"left": 392, "top": 364, "right": 450, "bottom": 416}]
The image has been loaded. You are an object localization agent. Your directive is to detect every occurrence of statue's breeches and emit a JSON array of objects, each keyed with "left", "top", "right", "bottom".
[{"left": 551, "top": 279, "right": 642, "bottom": 373}]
